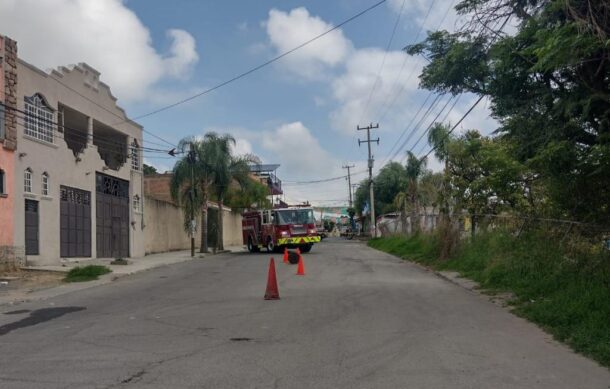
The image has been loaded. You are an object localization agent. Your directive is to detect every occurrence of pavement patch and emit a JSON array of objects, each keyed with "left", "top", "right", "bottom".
[{"left": 0, "top": 306, "right": 85, "bottom": 336}]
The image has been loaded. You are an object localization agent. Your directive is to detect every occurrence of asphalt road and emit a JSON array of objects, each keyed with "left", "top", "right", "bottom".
[{"left": 1, "top": 238, "right": 609, "bottom": 388}]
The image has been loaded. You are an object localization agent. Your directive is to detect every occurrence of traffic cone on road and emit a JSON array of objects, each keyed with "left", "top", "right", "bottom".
[
  {"left": 283, "top": 247, "right": 289, "bottom": 264},
  {"left": 264, "top": 258, "right": 280, "bottom": 300},
  {"left": 296, "top": 255, "right": 305, "bottom": 276}
]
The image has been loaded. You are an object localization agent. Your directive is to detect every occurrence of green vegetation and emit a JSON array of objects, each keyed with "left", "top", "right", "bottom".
[
  {"left": 64, "top": 265, "right": 112, "bottom": 282},
  {"left": 170, "top": 133, "right": 258, "bottom": 252},
  {"left": 369, "top": 232, "right": 610, "bottom": 367}
]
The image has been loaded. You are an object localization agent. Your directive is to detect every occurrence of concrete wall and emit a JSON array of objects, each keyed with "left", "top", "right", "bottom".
[
  {"left": 12, "top": 58, "right": 145, "bottom": 265},
  {"left": 144, "top": 196, "right": 243, "bottom": 254}
]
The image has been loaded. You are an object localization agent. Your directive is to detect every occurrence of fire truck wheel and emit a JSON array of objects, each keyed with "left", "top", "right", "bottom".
[
  {"left": 266, "top": 237, "right": 275, "bottom": 253},
  {"left": 301, "top": 244, "right": 313, "bottom": 253},
  {"left": 247, "top": 237, "right": 259, "bottom": 253}
]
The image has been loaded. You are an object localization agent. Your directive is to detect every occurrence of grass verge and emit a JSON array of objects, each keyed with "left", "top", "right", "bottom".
[
  {"left": 64, "top": 265, "right": 112, "bottom": 283},
  {"left": 368, "top": 231, "right": 610, "bottom": 368}
]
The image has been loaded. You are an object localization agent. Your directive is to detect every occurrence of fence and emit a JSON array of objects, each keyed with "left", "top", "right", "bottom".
[{"left": 377, "top": 211, "right": 610, "bottom": 249}]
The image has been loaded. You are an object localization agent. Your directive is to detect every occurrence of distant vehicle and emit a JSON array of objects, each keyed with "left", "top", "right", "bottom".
[
  {"left": 316, "top": 226, "right": 327, "bottom": 239},
  {"left": 242, "top": 207, "right": 321, "bottom": 253}
]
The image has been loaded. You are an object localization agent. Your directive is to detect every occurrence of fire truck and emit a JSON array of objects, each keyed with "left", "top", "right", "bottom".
[{"left": 242, "top": 207, "right": 321, "bottom": 253}]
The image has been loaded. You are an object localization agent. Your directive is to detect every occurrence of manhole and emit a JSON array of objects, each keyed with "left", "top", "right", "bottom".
[{"left": 230, "top": 337, "right": 252, "bottom": 342}]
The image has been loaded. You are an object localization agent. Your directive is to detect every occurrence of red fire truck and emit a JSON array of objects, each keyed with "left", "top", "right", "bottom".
[{"left": 242, "top": 207, "right": 321, "bottom": 253}]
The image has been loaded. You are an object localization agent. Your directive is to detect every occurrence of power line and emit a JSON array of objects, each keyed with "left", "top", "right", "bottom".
[
  {"left": 421, "top": 94, "right": 485, "bottom": 160},
  {"left": 3, "top": 102, "right": 173, "bottom": 154},
  {"left": 283, "top": 170, "right": 367, "bottom": 185},
  {"left": 124, "top": 0, "right": 388, "bottom": 123},
  {"left": 379, "top": 92, "right": 433, "bottom": 165},
  {"left": 388, "top": 93, "right": 443, "bottom": 162},
  {"left": 374, "top": 0, "right": 446, "bottom": 124},
  {"left": 358, "top": 0, "right": 407, "bottom": 124},
  {"left": 403, "top": 95, "right": 457, "bottom": 162}
]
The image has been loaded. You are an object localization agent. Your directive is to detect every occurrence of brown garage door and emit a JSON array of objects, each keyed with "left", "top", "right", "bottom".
[
  {"left": 25, "top": 199, "right": 39, "bottom": 255},
  {"left": 60, "top": 186, "right": 91, "bottom": 257},
  {"left": 96, "top": 173, "right": 129, "bottom": 258}
]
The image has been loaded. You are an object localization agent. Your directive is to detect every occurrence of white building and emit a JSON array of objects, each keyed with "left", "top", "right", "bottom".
[{"left": 10, "top": 39, "right": 145, "bottom": 265}]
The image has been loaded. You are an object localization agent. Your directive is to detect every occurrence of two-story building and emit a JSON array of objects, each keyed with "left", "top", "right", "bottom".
[{"left": 1, "top": 34, "right": 145, "bottom": 266}]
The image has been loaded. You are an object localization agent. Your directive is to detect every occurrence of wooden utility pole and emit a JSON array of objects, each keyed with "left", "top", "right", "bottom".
[
  {"left": 342, "top": 164, "right": 355, "bottom": 207},
  {"left": 357, "top": 123, "right": 379, "bottom": 236}
]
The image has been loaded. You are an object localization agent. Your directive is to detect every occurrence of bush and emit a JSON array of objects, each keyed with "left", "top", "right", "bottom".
[{"left": 64, "top": 265, "right": 112, "bottom": 282}]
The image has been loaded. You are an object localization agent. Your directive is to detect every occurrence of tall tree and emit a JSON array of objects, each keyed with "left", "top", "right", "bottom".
[
  {"left": 205, "top": 133, "right": 257, "bottom": 251},
  {"left": 407, "top": 0, "right": 610, "bottom": 223},
  {"left": 171, "top": 136, "right": 214, "bottom": 253},
  {"left": 404, "top": 151, "right": 427, "bottom": 233}
]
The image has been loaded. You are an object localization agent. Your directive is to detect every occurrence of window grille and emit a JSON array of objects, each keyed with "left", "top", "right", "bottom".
[
  {"left": 133, "top": 194, "right": 140, "bottom": 211},
  {"left": 24, "top": 94, "right": 54, "bottom": 143},
  {"left": 131, "top": 140, "right": 140, "bottom": 171},
  {"left": 24, "top": 168, "right": 32, "bottom": 193},
  {"left": 42, "top": 172, "right": 49, "bottom": 196}
]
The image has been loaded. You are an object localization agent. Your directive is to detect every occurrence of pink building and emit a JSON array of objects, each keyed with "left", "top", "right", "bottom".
[{"left": 0, "top": 35, "right": 21, "bottom": 267}]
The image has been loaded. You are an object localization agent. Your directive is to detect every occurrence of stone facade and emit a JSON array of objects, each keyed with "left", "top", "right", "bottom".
[
  {"left": 3, "top": 36, "right": 17, "bottom": 150},
  {"left": 0, "top": 35, "right": 18, "bottom": 269}
]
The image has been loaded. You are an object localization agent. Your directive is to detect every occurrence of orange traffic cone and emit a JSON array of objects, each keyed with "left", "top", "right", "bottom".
[
  {"left": 264, "top": 258, "right": 280, "bottom": 300},
  {"left": 296, "top": 247, "right": 301, "bottom": 255},
  {"left": 283, "top": 247, "right": 289, "bottom": 264},
  {"left": 296, "top": 255, "right": 305, "bottom": 276}
]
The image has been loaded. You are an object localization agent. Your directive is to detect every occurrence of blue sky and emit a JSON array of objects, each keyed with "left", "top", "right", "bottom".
[{"left": 0, "top": 0, "right": 497, "bottom": 205}]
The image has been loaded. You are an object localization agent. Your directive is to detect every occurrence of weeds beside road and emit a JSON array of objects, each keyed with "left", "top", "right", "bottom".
[{"left": 369, "top": 231, "right": 610, "bottom": 368}]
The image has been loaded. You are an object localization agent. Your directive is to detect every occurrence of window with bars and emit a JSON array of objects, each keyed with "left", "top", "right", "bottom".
[
  {"left": 24, "top": 168, "right": 32, "bottom": 193},
  {"left": 133, "top": 194, "right": 140, "bottom": 212},
  {"left": 131, "top": 140, "right": 140, "bottom": 171},
  {"left": 0, "top": 169, "right": 5, "bottom": 195},
  {"left": 42, "top": 172, "right": 49, "bottom": 196},
  {"left": 24, "top": 94, "right": 54, "bottom": 143}
]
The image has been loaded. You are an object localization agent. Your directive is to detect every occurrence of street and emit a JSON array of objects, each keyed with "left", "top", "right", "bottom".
[{"left": 1, "top": 238, "right": 609, "bottom": 388}]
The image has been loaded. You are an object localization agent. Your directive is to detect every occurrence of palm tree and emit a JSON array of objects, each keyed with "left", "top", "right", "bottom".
[
  {"left": 170, "top": 136, "right": 214, "bottom": 253},
  {"left": 427, "top": 123, "right": 452, "bottom": 217},
  {"left": 404, "top": 151, "right": 427, "bottom": 233},
  {"left": 393, "top": 191, "right": 409, "bottom": 234},
  {"left": 205, "top": 133, "right": 257, "bottom": 251}
]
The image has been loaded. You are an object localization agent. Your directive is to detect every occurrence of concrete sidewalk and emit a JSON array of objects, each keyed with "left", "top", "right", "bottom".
[{"left": 0, "top": 245, "right": 246, "bottom": 307}]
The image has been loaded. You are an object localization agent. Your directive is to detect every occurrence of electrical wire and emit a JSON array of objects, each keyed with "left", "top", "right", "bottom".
[
  {"left": 402, "top": 94, "right": 457, "bottom": 162},
  {"left": 121, "top": 0, "right": 388, "bottom": 124},
  {"left": 358, "top": 0, "right": 407, "bottom": 124},
  {"left": 4, "top": 103, "right": 173, "bottom": 154}
]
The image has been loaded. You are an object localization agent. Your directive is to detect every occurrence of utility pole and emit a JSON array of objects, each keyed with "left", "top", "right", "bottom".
[
  {"left": 188, "top": 143, "right": 196, "bottom": 257},
  {"left": 357, "top": 123, "right": 379, "bottom": 236},
  {"left": 342, "top": 164, "right": 355, "bottom": 207}
]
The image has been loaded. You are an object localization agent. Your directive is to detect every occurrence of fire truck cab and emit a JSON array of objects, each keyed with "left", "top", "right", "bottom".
[{"left": 242, "top": 207, "right": 321, "bottom": 253}]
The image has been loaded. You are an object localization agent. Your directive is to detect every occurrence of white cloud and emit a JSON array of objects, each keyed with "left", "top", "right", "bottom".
[
  {"left": 232, "top": 138, "right": 253, "bottom": 156},
  {"left": 0, "top": 0, "right": 199, "bottom": 102},
  {"left": 264, "top": 7, "right": 353, "bottom": 79},
  {"left": 330, "top": 48, "right": 425, "bottom": 134},
  {"left": 261, "top": 122, "right": 337, "bottom": 177},
  {"left": 388, "top": 0, "right": 463, "bottom": 32}
]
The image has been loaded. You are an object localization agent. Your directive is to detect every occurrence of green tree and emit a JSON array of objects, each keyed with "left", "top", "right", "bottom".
[
  {"left": 143, "top": 163, "right": 158, "bottom": 175},
  {"left": 205, "top": 133, "right": 258, "bottom": 250},
  {"left": 405, "top": 151, "right": 427, "bottom": 233},
  {"left": 407, "top": 0, "right": 610, "bottom": 223}
]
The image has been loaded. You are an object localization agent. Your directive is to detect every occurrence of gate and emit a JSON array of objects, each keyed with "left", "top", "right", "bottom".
[
  {"left": 24, "top": 199, "right": 39, "bottom": 255},
  {"left": 60, "top": 186, "right": 91, "bottom": 257},
  {"left": 95, "top": 173, "right": 129, "bottom": 258}
]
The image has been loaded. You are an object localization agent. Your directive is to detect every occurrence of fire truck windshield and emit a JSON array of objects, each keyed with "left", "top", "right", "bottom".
[{"left": 276, "top": 209, "right": 314, "bottom": 225}]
